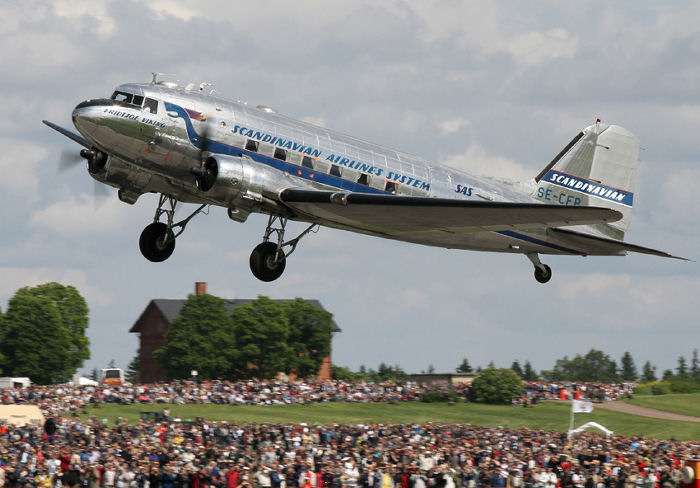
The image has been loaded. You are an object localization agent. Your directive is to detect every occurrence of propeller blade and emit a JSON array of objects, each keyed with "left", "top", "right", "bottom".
[{"left": 57, "top": 149, "right": 83, "bottom": 173}]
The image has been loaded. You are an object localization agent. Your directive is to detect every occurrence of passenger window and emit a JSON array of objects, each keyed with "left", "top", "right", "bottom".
[
  {"left": 144, "top": 98, "right": 158, "bottom": 114},
  {"left": 302, "top": 156, "right": 314, "bottom": 169},
  {"left": 274, "top": 147, "right": 287, "bottom": 160},
  {"left": 357, "top": 174, "right": 370, "bottom": 186},
  {"left": 330, "top": 164, "right": 342, "bottom": 177},
  {"left": 133, "top": 95, "right": 144, "bottom": 107},
  {"left": 246, "top": 139, "right": 259, "bottom": 152},
  {"left": 384, "top": 181, "right": 397, "bottom": 194}
]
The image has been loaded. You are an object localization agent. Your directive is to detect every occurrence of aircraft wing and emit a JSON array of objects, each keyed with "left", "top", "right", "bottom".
[{"left": 279, "top": 189, "right": 622, "bottom": 236}]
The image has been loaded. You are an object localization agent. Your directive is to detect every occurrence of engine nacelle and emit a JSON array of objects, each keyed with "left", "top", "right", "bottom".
[{"left": 192, "top": 154, "right": 276, "bottom": 204}]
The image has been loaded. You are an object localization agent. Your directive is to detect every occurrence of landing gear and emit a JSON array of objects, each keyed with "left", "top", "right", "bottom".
[
  {"left": 250, "top": 242, "right": 286, "bottom": 282},
  {"left": 249, "top": 215, "right": 318, "bottom": 282},
  {"left": 139, "top": 222, "right": 175, "bottom": 262},
  {"left": 139, "top": 194, "right": 207, "bottom": 262},
  {"left": 527, "top": 253, "right": 552, "bottom": 284}
]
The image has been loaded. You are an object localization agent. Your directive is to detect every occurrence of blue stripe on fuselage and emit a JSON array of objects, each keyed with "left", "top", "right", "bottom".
[{"left": 165, "top": 101, "right": 387, "bottom": 195}]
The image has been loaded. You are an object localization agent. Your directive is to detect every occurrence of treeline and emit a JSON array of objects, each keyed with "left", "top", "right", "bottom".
[
  {"left": 0, "top": 283, "right": 90, "bottom": 384},
  {"left": 154, "top": 295, "right": 334, "bottom": 380}
]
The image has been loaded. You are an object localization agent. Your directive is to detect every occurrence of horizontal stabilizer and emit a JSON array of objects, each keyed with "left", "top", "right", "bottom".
[
  {"left": 279, "top": 189, "right": 622, "bottom": 236},
  {"left": 42, "top": 120, "right": 91, "bottom": 148},
  {"left": 551, "top": 228, "right": 688, "bottom": 260}
]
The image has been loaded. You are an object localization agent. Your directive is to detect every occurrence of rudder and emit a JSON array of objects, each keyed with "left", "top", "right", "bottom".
[{"left": 533, "top": 121, "right": 639, "bottom": 240}]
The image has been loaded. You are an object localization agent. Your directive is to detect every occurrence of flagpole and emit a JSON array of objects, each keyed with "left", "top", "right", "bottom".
[{"left": 568, "top": 402, "right": 575, "bottom": 439}]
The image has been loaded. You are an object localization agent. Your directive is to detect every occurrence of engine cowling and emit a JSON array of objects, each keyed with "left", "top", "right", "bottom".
[{"left": 191, "top": 155, "right": 271, "bottom": 203}]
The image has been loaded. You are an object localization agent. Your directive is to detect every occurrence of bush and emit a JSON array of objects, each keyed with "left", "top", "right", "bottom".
[
  {"left": 651, "top": 382, "right": 671, "bottom": 395},
  {"left": 471, "top": 367, "right": 524, "bottom": 404},
  {"left": 420, "top": 382, "right": 461, "bottom": 403},
  {"left": 669, "top": 380, "right": 700, "bottom": 393}
]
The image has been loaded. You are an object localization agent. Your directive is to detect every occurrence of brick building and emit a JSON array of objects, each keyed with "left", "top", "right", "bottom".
[{"left": 129, "top": 282, "right": 340, "bottom": 383}]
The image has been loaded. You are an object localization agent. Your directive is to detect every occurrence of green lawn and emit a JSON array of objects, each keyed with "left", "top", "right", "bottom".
[
  {"left": 77, "top": 401, "right": 700, "bottom": 440},
  {"left": 625, "top": 393, "right": 700, "bottom": 418}
]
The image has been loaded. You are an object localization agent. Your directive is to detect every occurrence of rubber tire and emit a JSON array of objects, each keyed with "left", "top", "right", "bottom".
[
  {"left": 249, "top": 242, "right": 286, "bottom": 282},
  {"left": 139, "top": 222, "right": 175, "bottom": 262},
  {"left": 534, "top": 264, "right": 552, "bottom": 284}
]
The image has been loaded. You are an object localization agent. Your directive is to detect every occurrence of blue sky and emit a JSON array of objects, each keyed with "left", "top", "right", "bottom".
[{"left": 0, "top": 0, "right": 697, "bottom": 377}]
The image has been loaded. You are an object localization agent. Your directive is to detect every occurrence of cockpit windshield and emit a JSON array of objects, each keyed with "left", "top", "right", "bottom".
[{"left": 111, "top": 91, "right": 144, "bottom": 107}]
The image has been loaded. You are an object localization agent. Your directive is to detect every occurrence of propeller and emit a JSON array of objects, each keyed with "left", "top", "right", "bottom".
[{"left": 56, "top": 148, "right": 112, "bottom": 208}]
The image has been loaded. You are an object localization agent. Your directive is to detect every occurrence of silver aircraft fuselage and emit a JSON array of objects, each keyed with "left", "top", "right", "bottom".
[{"left": 47, "top": 79, "right": 680, "bottom": 283}]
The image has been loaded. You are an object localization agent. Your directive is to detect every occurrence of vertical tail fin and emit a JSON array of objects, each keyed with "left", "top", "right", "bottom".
[{"left": 533, "top": 122, "right": 639, "bottom": 240}]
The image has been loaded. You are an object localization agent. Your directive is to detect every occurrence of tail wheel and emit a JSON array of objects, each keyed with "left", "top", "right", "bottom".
[
  {"left": 139, "top": 222, "right": 175, "bottom": 262},
  {"left": 534, "top": 264, "right": 552, "bottom": 283},
  {"left": 249, "top": 242, "right": 286, "bottom": 282}
]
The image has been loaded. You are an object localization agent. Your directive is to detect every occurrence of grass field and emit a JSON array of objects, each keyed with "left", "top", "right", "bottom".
[
  {"left": 625, "top": 393, "right": 700, "bottom": 418},
  {"left": 78, "top": 401, "right": 700, "bottom": 440}
]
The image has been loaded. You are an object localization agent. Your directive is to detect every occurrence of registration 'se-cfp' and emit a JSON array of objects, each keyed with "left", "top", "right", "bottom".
[{"left": 44, "top": 75, "right": 684, "bottom": 283}]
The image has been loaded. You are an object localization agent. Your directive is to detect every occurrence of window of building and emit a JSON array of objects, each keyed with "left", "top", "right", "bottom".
[
  {"left": 246, "top": 139, "right": 259, "bottom": 152},
  {"left": 274, "top": 147, "right": 287, "bottom": 160},
  {"left": 357, "top": 173, "right": 370, "bottom": 186},
  {"left": 330, "top": 164, "right": 342, "bottom": 177},
  {"left": 302, "top": 156, "right": 314, "bottom": 169}
]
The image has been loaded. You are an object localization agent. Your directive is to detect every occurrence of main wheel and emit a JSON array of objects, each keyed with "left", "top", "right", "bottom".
[
  {"left": 139, "top": 222, "right": 176, "bottom": 262},
  {"left": 249, "top": 242, "right": 286, "bottom": 282},
  {"left": 534, "top": 264, "right": 552, "bottom": 284}
]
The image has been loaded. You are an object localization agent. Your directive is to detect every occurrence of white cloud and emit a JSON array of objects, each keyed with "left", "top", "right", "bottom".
[
  {"left": 29, "top": 192, "right": 131, "bottom": 236},
  {"left": 438, "top": 117, "right": 470, "bottom": 136},
  {"left": 0, "top": 267, "right": 114, "bottom": 308},
  {"left": 0, "top": 138, "right": 49, "bottom": 198},
  {"left": 441, "top": 144, "right": 534, "bottom": 180}
]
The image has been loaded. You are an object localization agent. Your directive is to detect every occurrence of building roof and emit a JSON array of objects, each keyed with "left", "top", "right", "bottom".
[{"left": 130, "top": 298, "right": 341, "bottom": 333}]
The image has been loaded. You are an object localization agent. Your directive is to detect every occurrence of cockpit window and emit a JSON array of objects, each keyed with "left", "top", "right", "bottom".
[
  {"left": 111, "top": 91, "right": 134, "bottom": 103},
  {"left": 133, "top": 95, "right": 144, "bottom": 107},
  {"left": 144, "top": 98, "right": 158, "bottom": 114}
]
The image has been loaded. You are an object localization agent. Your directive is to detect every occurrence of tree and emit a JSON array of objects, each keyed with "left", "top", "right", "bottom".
[
  {"left": 471, "top": 367, "right": 524, "bottom": 404},
  {"left": 692, "top": 349, "right": 699, "bottom": 380},
  {"left": 21, "top": 283, "right": 90, "bottom": 371},
  {"left": 154, "top": 293, "right": 237, "bottom": 380},
  {"left": 542, "top": 349, "right": 619, "bottom": 383},
  {"left": 620, "top": 352, "right": 638, "bottom": 382},
  {"left": 283, "top": 298, "right": 334, "bottom": 378},
  {"left": 641, "top": 361, "right": 657, "bottom": 383},
  {"left": 523, "top": 361, "right": 538, "bottom": 381},
  {"left": 676, "top": 356, "right": 688, "bottom": 379},
  {"left": 0, "top": 291, "right": 73, "bottom": 383},
  {"left": 661, "top": 369, "right": 674, "bottom": 381},
  {"left": 231, "top": 296, "right": 292, "bottom": 379},
  {"left": 125, "top": 354, "right": 140, "bottom": 383},
  {"left": 89, "top": 368, "right": 99, "bottom": 382},
  {"left": 510, "top": 360, "right": 523, "bottom": 379},
  {"left": 456, "top": 358, "right": 473, "bottom": 374}
]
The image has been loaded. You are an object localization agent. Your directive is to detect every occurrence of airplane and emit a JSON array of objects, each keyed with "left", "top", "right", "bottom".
[{"left": 43, "top": 74, "right": 684, "bottom": 284}]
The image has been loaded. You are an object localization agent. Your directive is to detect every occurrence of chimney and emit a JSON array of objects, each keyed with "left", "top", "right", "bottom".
[{"left": 195, "top": 282, "right": 207, "bottom": 296}]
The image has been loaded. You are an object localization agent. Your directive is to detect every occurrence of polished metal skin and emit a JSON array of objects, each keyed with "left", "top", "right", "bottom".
[{"left": 44, "top": 78, "right": 682, "bottom": 283}]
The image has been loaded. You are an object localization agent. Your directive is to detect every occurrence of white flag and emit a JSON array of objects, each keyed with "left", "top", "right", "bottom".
[{"left": 572, "top": 399, "right": 594, "bottom": 413}]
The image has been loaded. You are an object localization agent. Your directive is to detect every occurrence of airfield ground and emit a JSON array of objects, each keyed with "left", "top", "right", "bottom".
[{"left": 79, "top": 395, "right": 700, "bottom": 440}]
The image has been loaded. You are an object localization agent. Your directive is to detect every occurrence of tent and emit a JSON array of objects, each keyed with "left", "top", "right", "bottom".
[
  {"left": 0, "top": 405, "right": 45, "bottom": 426},
  {"left": 569, "top": 421, "right": 613, "bottom": 437},
  {"left": 70, "top": 375, "right": 98, "bottom": 386}
]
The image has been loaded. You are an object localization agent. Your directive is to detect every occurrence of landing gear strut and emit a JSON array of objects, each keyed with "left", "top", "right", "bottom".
[
  {"left": 249, "top": 215, "right": 318, "bottom": 282},
  {"left": 139, "top": 194, "right": 208, "bottom": 262},
  {"left": 527, "top": 253, "right": 552, "bottom": 284}
]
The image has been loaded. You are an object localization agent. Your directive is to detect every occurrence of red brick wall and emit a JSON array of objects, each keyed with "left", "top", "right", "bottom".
[{"left": 136, "top": 304, "right": 170, "bottom": 383}]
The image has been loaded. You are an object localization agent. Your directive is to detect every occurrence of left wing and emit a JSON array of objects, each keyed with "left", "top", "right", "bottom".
[{"left": 279, "top": 189, "right": 621, "bottom": 236}]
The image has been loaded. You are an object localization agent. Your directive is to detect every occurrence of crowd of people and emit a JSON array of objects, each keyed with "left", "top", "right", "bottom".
[
  {"left": 0, "top": 414, "right": 695, "bottom": 488},
  {"left": 0, "top": 380, "right": 638, "bottom": 420}
]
